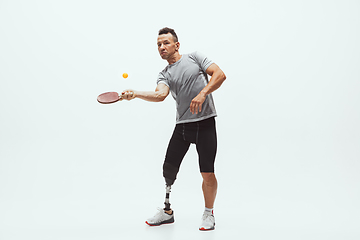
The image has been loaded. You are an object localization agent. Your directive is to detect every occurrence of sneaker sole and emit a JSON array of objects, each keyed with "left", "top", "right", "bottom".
[
  {"left": 199, "top": 223, "right": 215, "bottom": 231},
  {"left": 145, "top": 217, "right": 174, "bottom": 226},
  {"left": 199, "top": 227, "right": 215, "bottom": 231}
]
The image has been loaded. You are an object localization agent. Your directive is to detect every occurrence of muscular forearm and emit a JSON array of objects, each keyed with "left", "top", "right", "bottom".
[
  {"left": 190, "top": 66, "right": 226, "bottom": 114},
  {"left": 133, "top": 90, "right": 167, "bottom": 102},
  {"left": 200, "top": 70, "right": 226, "bottom": 96},
  {"left": 122, "top": 83, "right": 169, "bottom": 102}
]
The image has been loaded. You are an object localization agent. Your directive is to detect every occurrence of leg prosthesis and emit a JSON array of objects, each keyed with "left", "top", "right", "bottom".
[
  {"left": 164, "top": 185, "right": 171, "bottom": 211},
  {"left": 163, "top": 162, "right": 180, "bottom": 210}
]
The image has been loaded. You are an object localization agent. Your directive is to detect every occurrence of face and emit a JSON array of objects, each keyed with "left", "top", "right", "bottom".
[{"left": 157, "top": 33, "right": 179, "bottom": 60}]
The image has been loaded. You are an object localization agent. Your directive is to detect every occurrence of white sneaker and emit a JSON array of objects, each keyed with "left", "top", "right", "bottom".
[
  {"left": 199, "top": 212, "right": 215, "bottom": 231},
  {"left": 145, "top": 208, "right": 174, "bottom": 226}
]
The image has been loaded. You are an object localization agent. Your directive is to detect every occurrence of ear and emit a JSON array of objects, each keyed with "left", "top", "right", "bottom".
[{"left": 175, "top": 42, "right": 180, "bottom": 51}]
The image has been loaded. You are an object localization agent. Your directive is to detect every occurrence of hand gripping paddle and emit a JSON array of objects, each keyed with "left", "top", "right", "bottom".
[{"left": 97, "top": 91, "right": 134, "bottom": 104}]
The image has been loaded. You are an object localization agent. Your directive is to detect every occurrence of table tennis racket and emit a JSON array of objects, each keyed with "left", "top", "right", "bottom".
[{"left": 97, "top": 91, "right": 134, "bottom": 104}]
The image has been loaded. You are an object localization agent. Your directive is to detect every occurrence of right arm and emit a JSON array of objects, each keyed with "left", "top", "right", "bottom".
[{"left": 121, "top": 83, "right": 170, "bottom": 102}]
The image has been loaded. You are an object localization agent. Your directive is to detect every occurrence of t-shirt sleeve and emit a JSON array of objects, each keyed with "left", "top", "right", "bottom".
[
  {"left": 156, "top": 71, "right": 169, "bottom": 87},
  {"left": 192, "top": 51, "right": 214, "bottom": 73}
]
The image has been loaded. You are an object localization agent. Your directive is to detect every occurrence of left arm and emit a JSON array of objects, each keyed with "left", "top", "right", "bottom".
[{"left": 190, "top": 63, "right": 226, "bottom": 114}]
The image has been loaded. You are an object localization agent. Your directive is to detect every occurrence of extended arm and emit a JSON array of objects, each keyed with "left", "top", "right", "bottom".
[
  {"left": 190, "top": 63, "right": 226, "bottom": 114},
  {"left": 122, "top": 83, "right": 170, "bottom": 102}
]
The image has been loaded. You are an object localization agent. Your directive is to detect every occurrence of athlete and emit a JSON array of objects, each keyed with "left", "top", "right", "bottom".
[{"left": 121, "top": 27, "right": 226, "bottom": 231}]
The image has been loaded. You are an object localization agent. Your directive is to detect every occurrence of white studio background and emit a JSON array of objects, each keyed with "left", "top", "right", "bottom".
[{"left": 1, "top": 0, "right": 359, "bottom": 239}]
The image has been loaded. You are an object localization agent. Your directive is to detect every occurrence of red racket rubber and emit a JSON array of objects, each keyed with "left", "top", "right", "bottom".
[{"left": 97, "top": 92, "right": 122, "bottom": 104}]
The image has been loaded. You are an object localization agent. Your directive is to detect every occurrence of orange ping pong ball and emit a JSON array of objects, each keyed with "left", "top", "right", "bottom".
[{"left": 122, "top": 73, "right": 128, "bottom": 78}]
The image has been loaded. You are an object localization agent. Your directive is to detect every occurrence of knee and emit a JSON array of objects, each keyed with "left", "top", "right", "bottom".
[{"left": 201, "top": 172, "right": 217, "bottom": 185}]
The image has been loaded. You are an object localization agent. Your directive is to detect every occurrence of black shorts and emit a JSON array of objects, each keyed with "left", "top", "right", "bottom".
[{"left": 164, "top": 117, "right": 217, "bottom": 173}]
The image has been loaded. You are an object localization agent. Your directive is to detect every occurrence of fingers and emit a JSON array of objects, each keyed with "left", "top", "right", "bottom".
[
  {"left": 121, "top": 90, "right": 136, "bottom": 100},
  {"left": 190, "top": 100, "right": 202, "bottom": 114},
  {"left": 190, "top": 93, "right": 206, "bottom": 114},
  {"left": 190, "top": 102, "right": 196, "bottom": 114}
]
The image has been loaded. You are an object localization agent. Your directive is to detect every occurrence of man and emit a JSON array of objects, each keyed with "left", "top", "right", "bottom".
[{"left": 122, "top": 27, "right": 226, "bottom": 231}]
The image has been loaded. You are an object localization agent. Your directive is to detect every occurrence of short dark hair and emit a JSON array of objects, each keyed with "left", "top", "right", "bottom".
[{"left": 158, "top": 27, "right": 178, "bottom": 42}]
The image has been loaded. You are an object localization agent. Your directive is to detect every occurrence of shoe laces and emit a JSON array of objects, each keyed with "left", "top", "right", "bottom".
[
  {"left": 202, "top": 212, "right": 214, "bottom": 222},
  {"left": 154, "top": 207, "right": 165, "bottom": 217}
]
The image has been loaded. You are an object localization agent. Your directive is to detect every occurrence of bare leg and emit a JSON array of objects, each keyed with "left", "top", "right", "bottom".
[{"left": 201, "top": 172, "right": 218, "bottom": 209}]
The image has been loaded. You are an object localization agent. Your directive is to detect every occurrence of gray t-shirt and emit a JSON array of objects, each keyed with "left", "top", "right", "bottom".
[{"left": 157, "top": 52, "right": 217, "bottom": 124}]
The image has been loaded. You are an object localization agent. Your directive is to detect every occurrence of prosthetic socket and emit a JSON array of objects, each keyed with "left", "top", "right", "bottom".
[{"left": 163, "top": 162, "right": 180, "bottom": 211}]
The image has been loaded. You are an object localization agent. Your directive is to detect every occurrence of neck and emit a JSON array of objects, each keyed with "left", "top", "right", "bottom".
[{"left": 167, "top": 52, "right": 182, "bottom": 65}]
